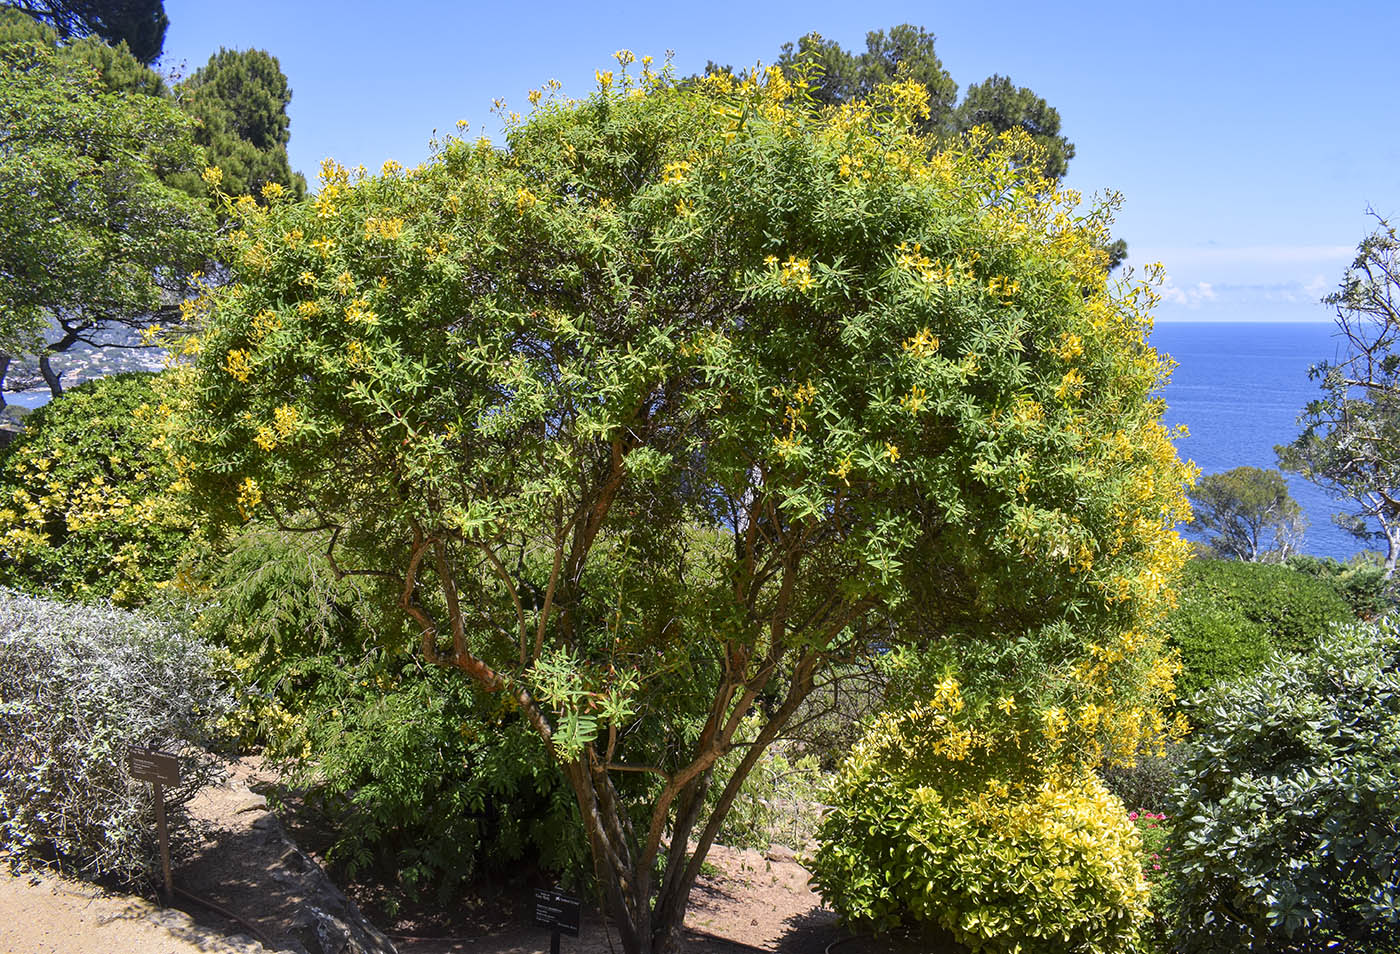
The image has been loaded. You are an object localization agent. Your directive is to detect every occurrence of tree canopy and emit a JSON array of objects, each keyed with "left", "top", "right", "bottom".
[
  {"left": 954, "top": 73, "right": 1075, "bottom": 181},
  {"left": 767, "top": 24, "right": 1123, "bottom": 267},
  {"left": 0, "top": 18, "right": 212, "bottom": 395},
  {"left": 1186, "top": 466, "right": 1305, "bottom": 562},
  {"left": 174, "top": 47, "right": 307, "bottom": 204},
  {"left": 3, "top": 0, "right": 166, "bottom": 64},
  {"left": 171, "top": 61, "right": 1191, "bottom": 954},
  {"left": 1279, "top": 215, "right": 1400, "bottom": 577},
  {"left": 775, "top": 24, "right": 958, "bottom": 132},
  {"left": 773, "top": 25, "right": 1074, "bottom": 184}
]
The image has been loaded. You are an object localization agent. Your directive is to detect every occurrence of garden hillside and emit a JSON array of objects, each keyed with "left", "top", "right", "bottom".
[{"left": 2, "top": 18, "right": 1399, "bottom": 954}]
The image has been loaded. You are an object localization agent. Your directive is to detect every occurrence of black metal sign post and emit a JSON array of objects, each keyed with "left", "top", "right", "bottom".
[
  {"left": 127, "top": 746, "right": 181, "bottom": 904},
  {"left": 533, "top": 887, "right": 581, "bottom": 954}
]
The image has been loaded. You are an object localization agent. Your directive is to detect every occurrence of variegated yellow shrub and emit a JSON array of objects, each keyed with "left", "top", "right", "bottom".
[{"left": 813, "top": 708, "right": 1151, "bottom": 953}]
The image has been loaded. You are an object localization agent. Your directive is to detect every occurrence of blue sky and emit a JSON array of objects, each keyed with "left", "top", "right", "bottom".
[{"left": 163, "top": 0, "right": 1399, "bottom": 322}]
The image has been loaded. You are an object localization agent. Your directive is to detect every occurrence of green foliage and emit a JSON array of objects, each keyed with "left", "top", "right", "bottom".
[
  {"left": 705, "top": 718, "right": 825, "bottom": 851},
  {"left": 775, "top": 24, "right": 1074, "bottom": 183},
  {"left": 1099, "top": 744, "right": 1187, "bottom": 816},
  {"left": 1165, "top": 618, "right": 1400, "bottom": 952},
  {"left": 174, "top": 47, "right": 307, "bottom": 204},
  {"left": 1129, "top": 810, "right": 1178, "bottom": 950},
  {"left": 0, "top": 21, "right": 212, "bottom": 354},
  {"left": 197, "top": 526, "right": 586, "bottom": 906},
  {"left": 0, "top": 372, "right": 193, "bottom": 605},
  {"left": 1186, "top": 466, "right": 1305, "bottom": 562},
  {"left": 270, "top": 655, "right": 588, "bottom": 908},
  {"left": 0, "top": 7, "right": 161, "bottom": 95},
  {"left": 4, "top": 0, "right": 167, "bottom": 65},
  {"left": 171, "top": 63, "right": 1191, "bottom": 953},
  {"left": 954, "top": 74, "right": 1075, "bottom": 181},
  {"left": 1163, "top": 558, "right": 1352, "bottom": 698},
  {"left": 1278, "top": 214, "right": 1400, "bottom": 578},
  {"left": 812, "top": 708, "right": 1150, "bottom": 953},
  {"left": 0, "top": 587, "right": 229, "bottom": 884},
  {"left": 777, "top": 25, "right": 958, "bottom": 130},
  {"left": 1285, "top": 552, "right": 1396, "bottom": 618}
]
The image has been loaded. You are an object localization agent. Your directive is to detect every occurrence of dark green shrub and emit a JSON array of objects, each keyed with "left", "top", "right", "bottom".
[
  {"left": 272, "top": 654, "right": 588, "bottom": 908},
  {"left": 198, "top": 527, "right": 587, "bottom": 906},
  {"left": 0, "top": 373, "right": 193, "bottom": 605},
  {"left": 1286, "top": 552, "right": 1396, "bottom": 619},
  {"left": 1164, "top": 559, "right": 1352, "bottom": 697},
  {"left": 1165, "top": 618, "right": 1400, "bottom": 952},
  {"left": 0, "top": 588, "right": 229, "bottom": 884},
  {"left": 1099, "top": 743, "right": 1187, "bottom": 814}
]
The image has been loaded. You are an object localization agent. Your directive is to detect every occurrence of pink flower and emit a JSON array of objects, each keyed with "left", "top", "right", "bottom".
[
  {"left": 1153, "top": 864, "right": 1161, "bottom": 870},
  {"left": 1128, "top": 811, "right": 1139, "bottom": 821}
]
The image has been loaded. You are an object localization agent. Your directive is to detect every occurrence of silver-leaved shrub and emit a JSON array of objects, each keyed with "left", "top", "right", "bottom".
[
  {"left": 0, "top": 588, "right": 229, "bottom": 883},
  {"left": 1167, "top": 617, "right": 1400, "bottom": 951}
]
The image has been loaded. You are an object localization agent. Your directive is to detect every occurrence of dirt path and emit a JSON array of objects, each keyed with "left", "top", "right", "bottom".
[
  {"left": 0, "top": 758, "right": 930, "bottom": 954},
  {"left": 0, "top": 866, "right": 264, "bottom": 954}
]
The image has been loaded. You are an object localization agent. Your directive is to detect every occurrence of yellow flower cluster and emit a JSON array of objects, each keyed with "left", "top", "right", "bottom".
[
  {"left": 236, "top": 476, "right": 262, "bottom": 519},
  {"left": 364, "top": 216, "right": 405, "bottom": 241},
  {"left": 766, "top": 254, "right": 814, "bottom": 292},
  {"left": 344, "top": 298, "right": 378, "bottom": 325},
  {"left": 1056, "top": 368, "right": 1086, "bottom": 401},
  {"left": 837, "top": 153, "right": 868, "bottom": 180},
  {"left": 899, "top": 385, "right": 927, "bottom": 415},
  {"left": 224, "top": 349, "right": 252, "bottom": 383},
  {"left": 902, "top": 326, "right": 940, "bottom": 358},
  {"left": 254, "top": 404, "right": 301, "bottom": 452},
  {"left": 250, "top": 309, "right": 281, "bottom": 341}
]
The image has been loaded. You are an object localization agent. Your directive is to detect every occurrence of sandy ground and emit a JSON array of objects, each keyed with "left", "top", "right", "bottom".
[{"left": 0, "top": 866, "right": 264, "bottom": 954}]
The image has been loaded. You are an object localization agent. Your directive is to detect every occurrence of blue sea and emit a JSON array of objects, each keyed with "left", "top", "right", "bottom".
[{"left": 1149, "top": 321, "right": 1366, "bottom": 562}]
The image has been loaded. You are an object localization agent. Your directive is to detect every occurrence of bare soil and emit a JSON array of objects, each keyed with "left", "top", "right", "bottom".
[{"left": 0, "top": 757, "right": 940, "bottom": 954}]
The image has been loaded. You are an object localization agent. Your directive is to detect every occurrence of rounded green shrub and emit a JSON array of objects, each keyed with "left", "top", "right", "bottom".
[
  {"left": 0, "top": 588, "right": 229, "bottom": 884},
  {"left": 1165, "top": 617, "right": 1400, "bottom": 953},
  {"left": 1164, "top": 558, "right": 1352, "bottom": 697},
  {"left": 812, "top": 706, "right": 1151, "bottom": 954},
  {"left": 0, "top": 372, "right": 193, "bottom": 605}
]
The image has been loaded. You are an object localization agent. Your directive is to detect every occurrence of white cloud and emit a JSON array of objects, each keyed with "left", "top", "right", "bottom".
[
  {"left": 1160, "top": 275, "right": 1217, "bottom": 308},
  {"left": 1303, "top": 273, "right": 1331, "bottom": 296}
]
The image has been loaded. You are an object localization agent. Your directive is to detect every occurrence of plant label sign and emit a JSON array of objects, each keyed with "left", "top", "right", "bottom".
[
  {"left": 128, "top": 746, "right": 181, "bottom": 786},
  {"left": 533, "top": 887, "right": 581, "bottom": 937}
]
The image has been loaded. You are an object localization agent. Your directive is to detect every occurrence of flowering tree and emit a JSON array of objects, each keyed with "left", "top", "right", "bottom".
[{"left": 172, "top": 58, "right": 1191, "bottom": 954}]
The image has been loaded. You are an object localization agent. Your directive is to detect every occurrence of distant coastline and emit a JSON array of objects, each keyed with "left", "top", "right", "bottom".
[{"left": 1152, "top": 320, "right": 1363, "bottom": 561}]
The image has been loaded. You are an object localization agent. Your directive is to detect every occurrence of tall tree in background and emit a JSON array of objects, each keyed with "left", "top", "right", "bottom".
[
  {"left": 776, "top": 24, "right": 958, "bottom": 133},
  {"left": 174, "top": 48, "right": 307, "bottom": 204},
  {"left": 954, "top": 74, "right": 1074, "bottom": 182},
  {"left": 0, "top": 12, "right": 212, "bottom": 403},
  {"left": 1187, "top": 466, "right": 1306, "bottom": 563},
  {"left": 772, "top": 24, "right": 1126, "bottom": 269},
  {"left": 3, "top": 0, "right": 165, "bottom": 64},
  {"left": 0, "top": 16, "right": 305, "bottom": 399},
  {"left": 1280, "top": 215, "right": 1400, "bottom": 577}
]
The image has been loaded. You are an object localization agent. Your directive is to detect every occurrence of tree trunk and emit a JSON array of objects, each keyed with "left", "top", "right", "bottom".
[
  {"left": 38, "top": 353, "right": 62, "bottom": 398},
  {"left": 0, "top": 353, "right": 9, "bottom": 411}
]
